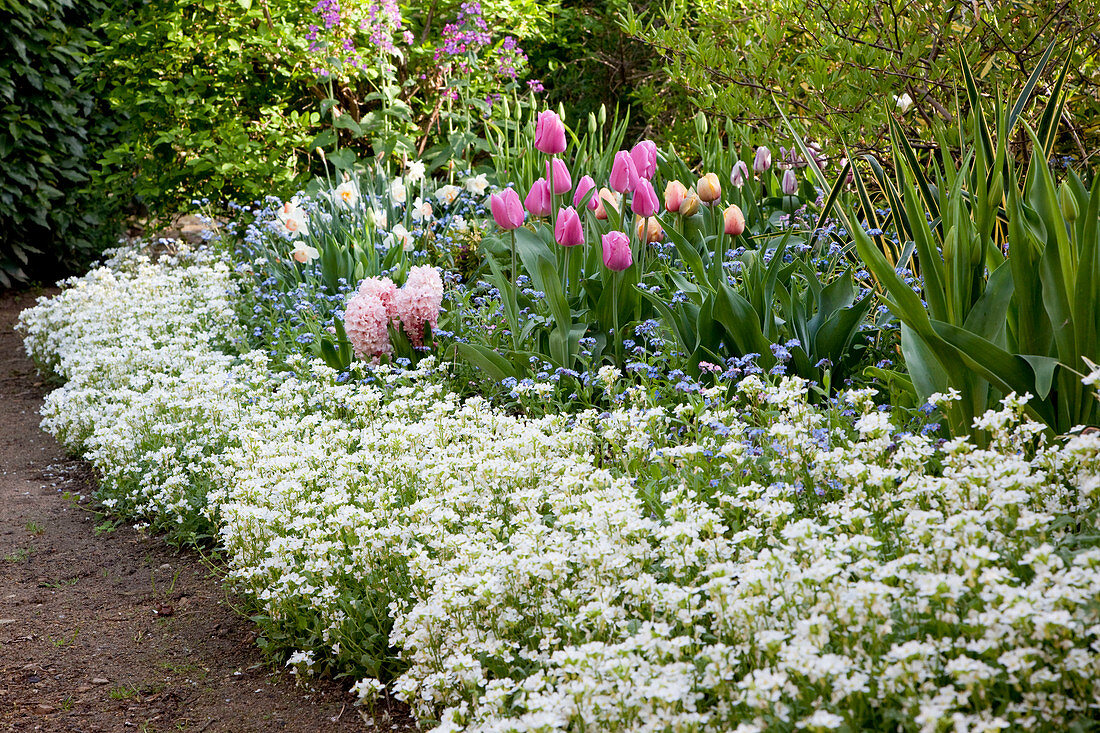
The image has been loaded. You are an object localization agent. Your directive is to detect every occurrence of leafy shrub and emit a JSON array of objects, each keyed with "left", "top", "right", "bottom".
[
  {"left": 0, "top": 0, "right": 125, "bottom": 287},
  {"left": 87, "top": 0, "right": 324, "bottom": 216},
  {"left": 623, "top": 0, "right": 1100, "bottom": 157}
]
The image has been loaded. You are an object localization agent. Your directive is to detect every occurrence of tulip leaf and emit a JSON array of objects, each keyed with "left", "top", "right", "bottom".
[{"left": 453, "top": 343, "right": 521, "bottom": 382}]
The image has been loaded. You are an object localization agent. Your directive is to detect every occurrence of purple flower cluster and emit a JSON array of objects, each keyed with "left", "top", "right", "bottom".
[
  {"left": 362, "top": 0, "right": 410, "bottom": 53},
  {"left": 306, "top": 0, "right": 411, "bottom": 75},
  {"left": 436, "top": 2, "right": 491, "bottom": 60},
  {"left": 496, "top": 36, "right": 527, "bottom": 80}
]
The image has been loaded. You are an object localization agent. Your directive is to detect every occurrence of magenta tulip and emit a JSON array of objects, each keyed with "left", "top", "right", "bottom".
[
  {"left": 524, "top": 178, "right": 552, "bottom": 217},
  {"left": 546, "top": 157, "right": 572, "bottom": 195},
  {"left": 753, "top": 146, "right": 772, "bottom": 173},
  {"left": 609, "top": 151, "right": 638, "bottom": 193},
  {"left": 631, "top": 179, "right": 660, "bottom": 218},
  {"left": 630, "top": 140, "right": 658, "bottom": 181},
  {"left": 489, "top": 188, "right": 524, "bottom": 230},
  {"left": 730, "top": 160, "right": 749, "bottom": 189},
  {"left": 554, "top": 206, "right": 584, "bottom": 247},
  {"left": 602, "top": 231, "right": 632, "bottom": 271},
  {"left": 574, "top": 174, "right": 598, "bottom": 210},
  {"left": 534, "top": 110, "right": 567, "bottom": 154},
  {"left": 782, "top": 169, "right": 798, "bottom": 196}
]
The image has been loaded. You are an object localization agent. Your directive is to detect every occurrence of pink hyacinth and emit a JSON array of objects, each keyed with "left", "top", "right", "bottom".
[
  {"left": 344, "top": 277, "right": 397, "bottom": 361},
  {"left": 393, "top": 265, "right": 444, "bottom": 347}
]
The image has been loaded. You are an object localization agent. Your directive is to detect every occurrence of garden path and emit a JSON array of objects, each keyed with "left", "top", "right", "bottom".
[{"left": 0, "top": 290, "right": 403, "bottom": 732}]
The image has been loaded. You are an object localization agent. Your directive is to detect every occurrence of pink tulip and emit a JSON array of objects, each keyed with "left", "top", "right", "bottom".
[
  {"left": 574, "top": 174, "right": 598, "bottom": 210},
  {"left": 489, "top": 188, "right": 525, "bottom": 230},
  {"left": 664, "top": 180, "right": 687, "bottom": 213},
  {"left": 554, "top": 206, "right": 584, "bottom": 247},
  {"left": 594, "top": 187, "right": 620, "bottom": 220},
  {"left": 546, "top": 157, "right": 572, "bottom": 195},
  {"left": 631, "top": 179, "right": 660, "bottom": 218},
  {"left": 730, "top": 160, "right": 749, "bottom": 189},
  {"left": 753, "top": 146, "right": 772, "bottom": 173},
  {"left": 524, "top": 178, "right": 552, "bottom": 217},
  {"left": 609, "top": 151, "right": 638, "bottom": 193},
  {"left": 723, "top": 204, "right": 746, "bottom": 236},
  {"left": 630, "top": 140, "right": 658, "bottom": 180},
  {"left": 534, "top": 110, "right": 566, "bottom": 154},
  {"left": 782, "top": 169, "right": 798, "bottom": 196},
  {"left": 602, "top": 230, "right": 632, "bottom": 271}
]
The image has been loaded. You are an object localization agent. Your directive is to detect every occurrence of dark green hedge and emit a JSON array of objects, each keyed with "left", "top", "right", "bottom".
[{"left": 0, "top": 0, "right": 125, "bottom": 288}]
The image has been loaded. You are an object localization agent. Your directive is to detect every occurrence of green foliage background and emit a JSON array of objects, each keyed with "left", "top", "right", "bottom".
[
  {"left": 622, "top": 0, "right": 1100, "bottom": 157},
  {"left": 0, "top": 0, "right": 124, "bottom": 287},
  {"left": 87, "top": 0, "right": 324, "bottom": 216}
]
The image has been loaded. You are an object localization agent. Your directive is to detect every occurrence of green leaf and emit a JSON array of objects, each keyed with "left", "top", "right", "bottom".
[{"left": 453, "top": 343, "right": 522, "bottom": 381}]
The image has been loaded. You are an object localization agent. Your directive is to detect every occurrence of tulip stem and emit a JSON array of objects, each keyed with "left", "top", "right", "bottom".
[
  {"left": 510, "top": 228, "right": 519, "bottom": 351},
  {"left": 612, "top": 271, "right": 621, "bottom": 366}
]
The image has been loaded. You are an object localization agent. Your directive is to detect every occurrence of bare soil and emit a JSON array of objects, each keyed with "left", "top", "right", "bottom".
[{"left": 0, "top": 289, "right": 410, "bottom": 732}]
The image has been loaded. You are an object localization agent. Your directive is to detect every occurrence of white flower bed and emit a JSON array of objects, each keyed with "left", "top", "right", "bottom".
[{"left": 19, "top": 246, "right": 1100, "bottom": 731}]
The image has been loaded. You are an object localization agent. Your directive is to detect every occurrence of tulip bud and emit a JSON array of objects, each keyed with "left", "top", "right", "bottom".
[
  {"left": 635, "top": 216, "right": 664, "bottom": 244},
  {"left": 942, "top": 224, "right": 957, "bottom": 263},
  {"left": 602, "top": 230, "right": 632, "bottom": 271},
  {"left": 722, "top": 204, "right": 746, "bottom": 236},
  {"left": 839, "top": 158, "right": 854, "bottom": 186},
  {"left": 524, "top": 178, "right": 552, "bottom": 217},
  {"left": 489, "top": 188, "right": 525, "bottom": 230},
  {"left": 730, "top": 160, "right": 749, "bottom": 189},
  {"left": 588, "top": 112, "right": 597, "bottom": 137},
  {"left": 664, "top": 180, "right": 687, "bottom": 213},
  {"left": 753, "top": 146, "right": 771, "bottom": 173},
  {"left": 501, "top": 96, "right": 510, "bottom": 122},
  {"left": 680, "top": 189, "right": 701, "bottom": 217},
  {"left": 598, "top": 104, "right": 607, "bottom": 127},
  {"left": 594, "top": 187, "right": 620, "bottom": 220},
  {"left": 630, "top": 140, "right": 658, "bottom": 181},
  {"left": 554, "top": 206, "right": 585, "bottom": 247},
  {"left": 693, "top": 111, "right": 708, "bottom": 137},
  {"left": 1059, "top": 181, "right": 1079, "bottom": 223},
  {"left": 546, "top": 157, "right": 572, "bottom": 195},
  {"left": 534, "top": 110, "right": 567, "bottom": 154},
  {"left": 574, "top": 175, "right": 598, "bottom": 211},
  {"left": 781, "top": 169, "right": 798, "bottom": 196},
  {"left": 697, "top": 172, "right": 721, "bottom": 204},
  {"left": 610, "top": 151, "right": 638, "bottom": 193},
  {"left": 631, "top": 179, "right": 660, "bottom": 218}
]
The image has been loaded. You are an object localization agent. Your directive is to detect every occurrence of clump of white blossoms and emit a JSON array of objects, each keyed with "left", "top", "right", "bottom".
[{"left": 18, "top": 244, "right": 1100, "bottom": 732}]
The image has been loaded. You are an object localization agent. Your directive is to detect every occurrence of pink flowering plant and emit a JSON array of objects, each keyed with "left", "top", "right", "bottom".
[{"left": 227, "top": 160, "right": 488, "bottom": 370}]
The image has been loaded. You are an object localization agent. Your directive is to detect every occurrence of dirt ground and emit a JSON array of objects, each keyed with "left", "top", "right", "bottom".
[{"left": 0, "top": 289, "right": 412, "bottom": 732}]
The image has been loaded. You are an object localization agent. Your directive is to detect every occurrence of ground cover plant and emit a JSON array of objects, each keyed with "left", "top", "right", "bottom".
[{"left": 15, "top": 25, "right": 1100, "bottom": 733}]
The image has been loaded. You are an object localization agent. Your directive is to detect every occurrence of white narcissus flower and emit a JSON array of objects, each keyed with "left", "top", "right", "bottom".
[
  {"left": 367, "top": 207, "right": 388, "bottom": 230},
  {"left": 289, "top": 243, "right": 319, "bottom": 263},
  {"left": 275, "top": 198, "right": 309, "bottom": 238},
  {"left": 410, "top": 197, "right": 433, "bottom": 223},
  {"left": 389, "top": 176, "right": 407, "bottom": 204},
  {"left": 385, "top": 222, "right": 412, "bottom": 251},
  {"left": 435, "top": 184, "right": 461, "bottom": 206},
  {"left": 333, "top": 180, "right": 360, "bottom": 209},
  {"left": 405, "top": 159, "right": 426, "bottom": 184},
  {"left": 464, "top": 173, "right": 489, "bottom": 196}
]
